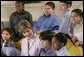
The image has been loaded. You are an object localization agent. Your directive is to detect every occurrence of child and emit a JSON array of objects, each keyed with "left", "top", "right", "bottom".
[
  {"left": 52, "top": 33, "right": 70, "bottom": 56},
  {"left": 59, "top": 1, "right": 74, "bottom": 37},
  {"left": 1, "top": 27, "right": 15, "bottom": 48},
  {"left": 71, "top": 9, "right": 83, "bottom": 46},
  {"left": 19, "top": 20, "right": 41, "bottom": 56},
  {"left": 33, "top": 2, "right": 62, "bottom": 35},
  {"left": 38, "top": 30, "right": 56, "bottom": 56},
  {"left": 1, "top": 27, "right": 20, "bottom": 56}
]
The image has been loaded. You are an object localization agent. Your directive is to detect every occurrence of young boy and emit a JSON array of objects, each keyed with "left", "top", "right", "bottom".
[
  {"left": 52, "top": 33, "right": 69, "bottom": 56},
  {"left": 19, "top": 20, "right": 41, "bottom": 56},
  {"left": 38, "top": 30, "right": 56, "bottom": 56},
  {"left": 59, "top": 1, "right": 74, "bottom": 37},
  {"left": 33, "top": 2, "right": 62, "bottom": 35}
]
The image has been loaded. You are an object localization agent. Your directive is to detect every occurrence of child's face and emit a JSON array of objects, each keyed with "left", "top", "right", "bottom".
[
  {"left": 15, "top": 3, "right": 24, "bottom": 13},
  {"left": 41, "top": 40, "right": 51, "bottom": 49},
  {"left": 71, "top": 12, "right": 81, "bottom": 24},
  {"left": 44, "top": 5, "right": 53, "bottom": 16},
  {"left": 1, "top": 30, "right": 11, "bottom": 41},
  {"left": 60, "top": 3, "right": 68, "bottom": 12},
  {"left": 52, "top": 38, "right": 61, "bottom": 50},
  {"left": 23, "top": 28, "right": 33, "bottom": 39}
]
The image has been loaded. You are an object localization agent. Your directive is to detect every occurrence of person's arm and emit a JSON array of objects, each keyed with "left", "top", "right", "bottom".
[
  {"left": 75, "top": 41, "right": 83, "bottom": 46},
  {"left": 35, "top": 30, "right": 44, "bottom": 35},
  {"left": 51, "top": 16, "right": 62, "bottom": 31},
  {"left": 33, "top": 17, "right": 42, "bottom": 32},
  {"left": 9, "top": 41, "right": 15, "bottom": 47},
  {"left": 72, "top": 36, "right": 78, "bottom": 43}
]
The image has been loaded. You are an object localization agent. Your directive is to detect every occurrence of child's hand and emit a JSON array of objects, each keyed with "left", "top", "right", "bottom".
[
  {"left": 75, "top": 41, "right": 83, "bottom": 46},
  {"left": 36, "top": 30, "right": 43, "bottom": 35},
  {"left": 72, "top": 36, "right": 78, "bottom": 43}
]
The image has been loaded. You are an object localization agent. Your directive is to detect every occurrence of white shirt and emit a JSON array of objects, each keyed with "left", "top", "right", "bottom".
[
  {"left": 21, "top": 35, "right": 41, "bottom": 56},
  {"left": 74, "top": 25, "right": 83, "bottom": 42},
  {"left": 55, "top": 46, "right": 69, "bottom": 56},
  {"left": 2, "top": 42, "right": 5, "bottom": 48}
]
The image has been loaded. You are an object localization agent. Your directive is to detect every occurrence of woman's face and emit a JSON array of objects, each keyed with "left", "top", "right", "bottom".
[
  {"left": 71, "top": 12, "right": 81, "bottom": 24},
  {"left": 2, "top": 30, "right": 11, "bottom": 41},
  {"left": 23, "top": 28, "right": 33, "bottom": 39},
  {"left": 52, "top": 38, "right": 61, "bottom": 50}
]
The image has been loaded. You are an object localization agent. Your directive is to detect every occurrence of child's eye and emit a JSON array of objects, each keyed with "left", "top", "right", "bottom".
[
  {"left": 27, "top": 31, "right": 29, "bottom": 32},
  {"left": 6, "top": 34, "right": 8, "bottom": 35}
]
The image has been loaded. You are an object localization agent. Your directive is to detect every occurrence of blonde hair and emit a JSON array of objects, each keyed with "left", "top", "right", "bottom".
[{"left": 18, "top": 20, "right": 32, "bottom": 33}]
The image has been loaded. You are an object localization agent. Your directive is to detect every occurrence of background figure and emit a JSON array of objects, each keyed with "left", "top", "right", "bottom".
[
  {"left": 9, "top": 1, "right": 33, "bottom": 42},
  {"left": 33, "top": 2, "right": 62, "bottom": 35},
  {"left": 59, "top": 1, "right": 74, "bottom": 37}
]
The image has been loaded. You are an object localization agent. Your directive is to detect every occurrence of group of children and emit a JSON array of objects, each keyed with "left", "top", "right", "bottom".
[
  {"left": 1, "top": 1, "right": 83, "bottom": 56},
  {"left": 1, "top": 25, "right": 71, "bottom": 56}
]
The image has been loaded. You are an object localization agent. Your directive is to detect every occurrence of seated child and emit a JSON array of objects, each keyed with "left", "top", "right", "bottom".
[
  {"left": 1, "top": 27, "right": 20, "bottom": 56},
  {"left": 38, "top": 30, "right": 56, "bottom": 56},
  {"left": 52, "top": 33, "right": 69, "bottom": 56},
  {"left": 71, "top": 9, "right": 83, "bottom": 46},
  {"left": 59, "top": 1, "right": 74, "bottom": 37},
  {"left": 1, "top": 27, "right": 15, "bottom": 48}
]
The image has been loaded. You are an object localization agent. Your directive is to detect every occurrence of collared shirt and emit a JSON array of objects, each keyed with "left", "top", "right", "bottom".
[
  {"left": 9, "top": 10, "right": 33, "bottom": 41},
  {"left": 21, "top": 35, "right": 41, "bottom": 56},
  {"left": 59, "top": 8, "right": 74, "bottom": 37},
  {"left": 55, "top": 46, "right": 69, "bottom": 56},
  {"left": 38, "top": 48, "right": 57, "bottom": 56},
  {"left": 33, "top": 12, "right": 62, "bottom": 32}
]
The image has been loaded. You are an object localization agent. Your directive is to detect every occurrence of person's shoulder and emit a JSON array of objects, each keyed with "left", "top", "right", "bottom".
[
  {"left": 10, "top": 11, "right": 17, "bottom": 16},
  {"left": 66, "top": 8, "right": 72, "bottom": 16},
  {"left": 36, "top": 15, "right": 44, "bottom": 21},
  {"left": 22, "top": 38, "right": 27, "bottom": 41},
  {"left": 8, "top": 40, "right": 15, "bottom": 44},
  {"left": 51, "top": 12, "right": 59, "bottom": 18},
  {"left": 24, "top": 11, "right": 31, "bottom": 15}
]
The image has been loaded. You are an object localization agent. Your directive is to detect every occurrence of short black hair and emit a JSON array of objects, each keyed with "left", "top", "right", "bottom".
[
  {"left": 2, "top": 27, "right": 12, "bottom": 35},
  {"left": 39, "top": 30, "right": 55, "bottom": 41},
  {"left": 53, "top": 33, "right": 75, "bottom": 46},
  {"left": 45, "top": 2, "right": 55, "bottom": 10},
  {"left": 53, "top": 33, "right": 67, "bottom": 46},
  {"left": 15, "top": 1, "right": 25, "bottom": 6},
  {"left": 59, "top": 1, "right": 72, "bottom": 7},
  {"left": 72, "top": 9, "right": 83, "bottom": 18}
]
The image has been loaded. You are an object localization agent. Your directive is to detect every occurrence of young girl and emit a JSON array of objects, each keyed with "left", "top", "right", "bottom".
[
  {"left": 71, "top": 9, "right": 83, "bottom": 46},
  {"left": 19, "top": 20, "right": 41, "bottom": 56},
  {"left": 1, "top": 27, "right": 20, "bottom": 56},
  {"left": 52, "top": 33, "right": 70, "bottom": 56}
]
